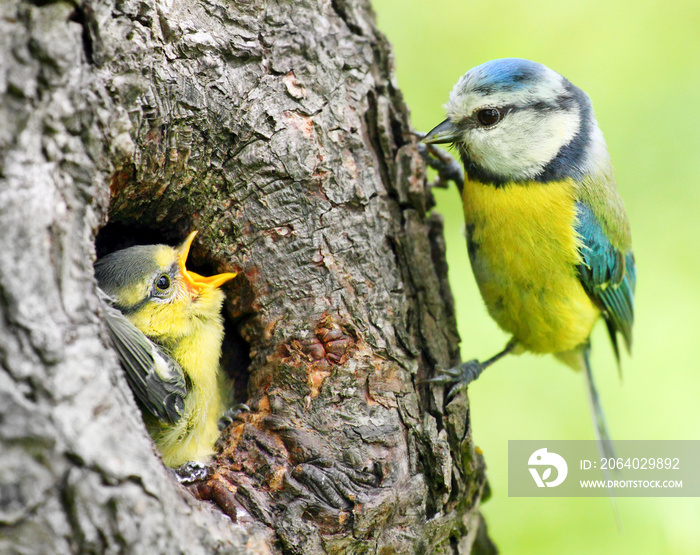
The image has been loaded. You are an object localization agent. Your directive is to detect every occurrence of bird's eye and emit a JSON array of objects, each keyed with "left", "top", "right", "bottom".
[
  {"left": 155, "top": 274, "right": 171, "bottom": 291},
  {"left": 476, "top": 108, "right": 501, "bottom": 127}
]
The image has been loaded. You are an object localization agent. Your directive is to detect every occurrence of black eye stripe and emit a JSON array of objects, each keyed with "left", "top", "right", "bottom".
[{"left": 472, "top": 102, "right": 559, "bottom": 128}]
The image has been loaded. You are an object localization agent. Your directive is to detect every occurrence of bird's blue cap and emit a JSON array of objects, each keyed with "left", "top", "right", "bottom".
[{"left": 460, "top": 58, "right": 551, "bottom": 94}]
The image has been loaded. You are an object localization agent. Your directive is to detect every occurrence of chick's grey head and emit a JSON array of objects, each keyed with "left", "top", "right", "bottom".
[
  {"left": 95, "top": 244, "right": 180, "bottom": 312},
  {"left": 95, "top": 232, "right": 237, "bottom": 320},
  {"left": 424, "top": 58, "right": 610, "bottom": 185}
]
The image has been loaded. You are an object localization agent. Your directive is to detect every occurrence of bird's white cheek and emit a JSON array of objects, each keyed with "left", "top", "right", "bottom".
[
  {"left": 466, "top": 127, "right": 541, "bottom": 179},
  {"left": 469, "top": 109, "right": 581, "bottom": 180},
  {"left": 548, "top": 110, "right": 581, "bottom": 147}
]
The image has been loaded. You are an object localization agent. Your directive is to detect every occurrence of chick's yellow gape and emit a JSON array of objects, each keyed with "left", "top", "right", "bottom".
[
  {"left": 424, "top": 59, "right": 636, "bottom": 454},
  {"left": 95, "top": 231, "right": 236, "bottom": 467}
]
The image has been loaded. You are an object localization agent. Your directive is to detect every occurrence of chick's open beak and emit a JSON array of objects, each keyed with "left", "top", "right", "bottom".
[{"left": 177, "top": 231, "right": 238, "bottom": 292}]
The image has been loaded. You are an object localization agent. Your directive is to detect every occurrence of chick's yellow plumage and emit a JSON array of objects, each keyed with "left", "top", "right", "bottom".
[{"left": 95, "top": 232, "right": 236, "bottom": 467}]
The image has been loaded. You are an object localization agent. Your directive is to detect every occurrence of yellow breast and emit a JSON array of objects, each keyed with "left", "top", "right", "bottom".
[
  {"left": 463, "top": 177, "right": 599, "bottom": 354},
  {"left": 147, "top": 323, "right": 226, "bottom": 467},
  {"left": 134, "top": 289, "right": 228, "bottom": 467}
]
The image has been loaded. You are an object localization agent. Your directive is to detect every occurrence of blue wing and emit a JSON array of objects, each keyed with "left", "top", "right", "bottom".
[{"left": 575, "top": 202, "right": 636, "bottom": 361}]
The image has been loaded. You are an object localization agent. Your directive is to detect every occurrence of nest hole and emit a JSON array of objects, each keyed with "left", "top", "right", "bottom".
[{"left": 95, "top": 220, "right": 252, "bottom": 408}]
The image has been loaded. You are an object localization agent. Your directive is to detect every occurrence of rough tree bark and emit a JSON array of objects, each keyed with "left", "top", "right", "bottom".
[{"left": 0, "top": 0, "right": 496, "bottom": 553}]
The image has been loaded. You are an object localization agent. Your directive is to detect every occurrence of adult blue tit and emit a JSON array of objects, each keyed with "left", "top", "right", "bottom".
[
  {"left": 95, "top": 231, "right": 237, "bottom": 467},
  {"left": 424, "top": 58, "right": 635, "bottom": 451}
]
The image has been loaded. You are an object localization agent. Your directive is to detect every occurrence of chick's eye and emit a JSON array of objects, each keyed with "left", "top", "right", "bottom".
[
  {"left": 476, "top": 108, "right": 501, "bottom": 127},
  {"left": 155, "top": 274, "right": 171, "bottom": 291}
]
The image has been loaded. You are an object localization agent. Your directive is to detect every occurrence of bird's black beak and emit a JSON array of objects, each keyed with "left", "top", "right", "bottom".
[{"left": 423, "top": 119, "right": 460, "bottom": 145}]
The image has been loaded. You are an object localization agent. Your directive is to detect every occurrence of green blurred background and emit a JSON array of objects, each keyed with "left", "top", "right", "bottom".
[{"left": 372, "top": 0, "right": 700, "bottom": 553}]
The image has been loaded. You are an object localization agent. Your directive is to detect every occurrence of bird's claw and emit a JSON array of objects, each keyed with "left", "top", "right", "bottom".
[
  {"left": 218, "top": 403, "right": 250, "bottom": 431},
  {"left": 416, "top": 141, "right": 464, "bottom": 190},
  {"left": 428, "top": 359, "right": 485, "bottom": 401},
  {"left": 175, "top": 461, "right": 212, "bottom": 484},
  {"left": 424, "top": 364, "right": 467, "bottom": 384}
]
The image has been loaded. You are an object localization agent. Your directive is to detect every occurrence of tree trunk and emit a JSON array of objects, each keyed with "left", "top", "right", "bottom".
[{"left": 0, "top": 0, "right": 496, "bottom": 553}]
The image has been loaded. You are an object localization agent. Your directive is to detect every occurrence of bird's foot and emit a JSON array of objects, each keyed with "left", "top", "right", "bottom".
[
  {"left": 174, "top": 461, "right": 212, "bottom": 484},
  {"left": 415, "top": 138, "right": 464, "bottom": 190},
  {"left": 427, "top": 359, "right": 486, "bottom": 401},
  {"left": 218, "top": 403, "right": 250, "bottom": 431}
]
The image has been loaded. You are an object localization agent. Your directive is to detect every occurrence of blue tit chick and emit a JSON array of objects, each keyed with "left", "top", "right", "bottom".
[
  {"left": 95, "top": 231, "right": 237, "bottom": 467},
  {"left": 424, "top": 58, "right": 635, "bottom": 450}
]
